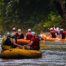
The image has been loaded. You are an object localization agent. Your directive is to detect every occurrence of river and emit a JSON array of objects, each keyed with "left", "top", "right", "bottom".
[{"left": 0, "top": 38, "right": 66, "bottom": 66}]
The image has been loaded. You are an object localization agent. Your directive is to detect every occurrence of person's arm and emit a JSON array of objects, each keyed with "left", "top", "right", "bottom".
[
  {"left": 24, "top": 33, "right": 27, "bottom": 39},
  {"left": 12, "top": 39, "right": 22, "bottom": 48},
  {"left": 28, "top": 41, "right": 33, "bottom": 46}
]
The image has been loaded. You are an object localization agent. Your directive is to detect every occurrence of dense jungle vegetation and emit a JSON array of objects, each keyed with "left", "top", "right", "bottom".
[{"left": 0, "top": 0, "right": 66, "bottom": 34}]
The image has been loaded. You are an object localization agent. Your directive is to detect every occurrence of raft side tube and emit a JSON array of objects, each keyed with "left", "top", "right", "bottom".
[{"left": 0, "top": 48, "right": 42, "bottom": 59}]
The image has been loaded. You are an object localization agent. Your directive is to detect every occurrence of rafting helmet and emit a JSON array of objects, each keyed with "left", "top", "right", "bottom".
[
  {"left": 31, "top": 32, "right": 36, "bottom": 36},
  {"left": 50, "top": 28, "right": 53, "bottom": 30},
  {"left": 17, "top": 29, "right": 21, "bottom": 32},
  {"left": 28, "top": 29, "right": 31, "bottom": 32},
  {"left": 6, "top": 32, "right": 11, "bottom": 37},
  {"left": 60, "top": 29, "right": 64, "bottom": 31},
  {"left": 12, "top": 27, "right": 16, "bottom": 31}
]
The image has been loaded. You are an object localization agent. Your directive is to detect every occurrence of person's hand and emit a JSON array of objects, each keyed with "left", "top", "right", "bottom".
[
  {"left": 28, "top": 43, "right": 31, "bottom": 46},
  {"left": 17, "top": 45, "right": 23, "bottom": 48},
  {"left": 28, "top": 41, "right": 33, "bottom": 46}
]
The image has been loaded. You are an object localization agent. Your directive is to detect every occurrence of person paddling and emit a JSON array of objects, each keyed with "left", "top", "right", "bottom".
[
  {"left": 25, "top": 29, "right": 32, "bottom": 40},
  {"left": 28, "top": 32, "right": 40, "bottom": 50},
  {"left": 2, "top": 32, "right": 13, "bottom": 50},
  {"left": 11, "top": 27, "right": 17, "bottom": 38},
  {"left": 60, "top": 29, "right": 66, "bottom": 39},
  {"left": 16, "top": 29, "right": 24, "bottom": 39},
  {"left": 12, "top": 29, "right": 24, "bottom": 48},
  {"left": 50, "top": 28, "right": 56, "bottom": 38}
]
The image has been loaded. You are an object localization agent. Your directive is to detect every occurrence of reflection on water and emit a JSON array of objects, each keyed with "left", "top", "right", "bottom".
[{"left": 0, "top": 50, "right": 66, "bottom": 66}]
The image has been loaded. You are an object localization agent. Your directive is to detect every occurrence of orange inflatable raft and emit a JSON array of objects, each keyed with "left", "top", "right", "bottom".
[
  {"left": 41, "top": 34, "right": 55, "bottom": 41},
  {"left": 17, "top": 39, "right": 31, "bottom": 44},
  {"left": 41, "top": 34, "right": 66, "bottom": 42}
]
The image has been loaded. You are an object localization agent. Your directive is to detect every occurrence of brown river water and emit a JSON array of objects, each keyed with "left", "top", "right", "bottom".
[{"left": 0, "top": 38, "right": 66, "bottom": 66}]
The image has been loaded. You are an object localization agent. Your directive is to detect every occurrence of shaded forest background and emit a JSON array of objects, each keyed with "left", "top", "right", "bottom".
[{"left": 0, "top": 0, "right": 66, "bottom": 34}]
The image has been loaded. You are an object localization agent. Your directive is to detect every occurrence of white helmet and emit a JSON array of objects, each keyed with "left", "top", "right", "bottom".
[
  {"left": 7, "top": 32, "right": 10, "bottom": 35},
  {"left": 50, "top": 28, "right": 53, "bottom": 30},
  {"left": 18, "top": 29, "right": 21, "bottom": 32},
  {"left": 31, "top": 32, "right": 35, "bottom": 36},
  {"left": 60, "top": 29, "right": 63, "bottom": 31},
  {"left": 12, "top": 27, "right": 16, "bottom": 30},
  {"left": 28, "top": 29, "right": 31, "bottom": 32},
  {"left": 6, "top": 32, "right": 11, "bottom": 37}
]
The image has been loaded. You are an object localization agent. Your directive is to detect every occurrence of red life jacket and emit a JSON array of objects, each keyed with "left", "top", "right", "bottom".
[
  {"left": 18, "top": 32, "right": 22, "bottom": 36},
  {"left": 50, "top": 30, "right": 56, "bottom": 38},
  {"left": 31, "top": 36, "right": 40, "bottom": 43},
  {"left": 26, "top": 32, "right": 32, "bottom": 40},
  {"left": 50, "top": 30, "right": 56, "bottom": 34},
  {"left": 63, "top": 31, "right": 66, "bottom": 35},
  {"left": 31, "top": 36, "right": 40, "bottom": 48}
]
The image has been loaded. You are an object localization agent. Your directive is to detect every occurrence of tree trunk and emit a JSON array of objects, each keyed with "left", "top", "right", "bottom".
[{"left": 58, "top": 0, "right": 66, "bottom": 21}]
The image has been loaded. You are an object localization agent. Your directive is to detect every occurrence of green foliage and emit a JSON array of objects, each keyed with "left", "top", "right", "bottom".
[
  {"left": 43, "top": 21, "right": 52, "bottom": 28},
  {"left": 48, "top": 11, "right": 63, "bottom": 22},
  {"left": 0, "top": 17, "right": 4, "bottom": 33},
  {"left": 0, "top": 0, "right": 4, "bottom": 33},
  {"left": 33, "top": 22, "right": 43, "bottom": 33},
  {"left": 43, "top": 12, "right": 63, "bottom": 29},
  {"left": 0, "top": 0, "right": 65, "bottom": 33},
  {"left": 33, "top": 11, "right": 64, "bottom": 33},
  {"left": 48, "top": 11, "right": 63, "bottom": 27}
]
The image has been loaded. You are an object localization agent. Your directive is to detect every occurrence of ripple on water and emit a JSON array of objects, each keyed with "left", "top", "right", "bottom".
[{"left": 0, "top": 49, "right": 66, "bottom": 66}]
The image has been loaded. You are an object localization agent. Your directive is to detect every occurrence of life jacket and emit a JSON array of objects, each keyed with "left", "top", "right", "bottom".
[
  {"left": 50, "top": 30, "right": 56, "bottom": 34},
  {"left": 26, "top": 32, "right": 32, "bottom": 40},
  {"left": 11, "top": 31, "right": 17, "bottom": 38},
  {"left": 61, "top": 31, "right": 66, "bottom": 39},
  {"left": 3, "top": 37, "right": 13, "bottom": 46},
  {"left": 16, "top": 32, "right": 24, "bottom": 39},
  {"left": 50, "top": 30, "right": 56, "bottom": 38},
  {"left": 63, "top": 31, "right": 66, "bottom": 35},
  {"left": 12, "top": 32, "right": 16, "bottom": 35},
  {"left": 31, "top": 36, "right": 40, "bottom": 50}
]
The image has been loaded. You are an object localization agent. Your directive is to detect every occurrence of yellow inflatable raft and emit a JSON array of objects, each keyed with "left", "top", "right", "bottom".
[{"left": 0, "top": 48, "right": 42, "bottom": 59}]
